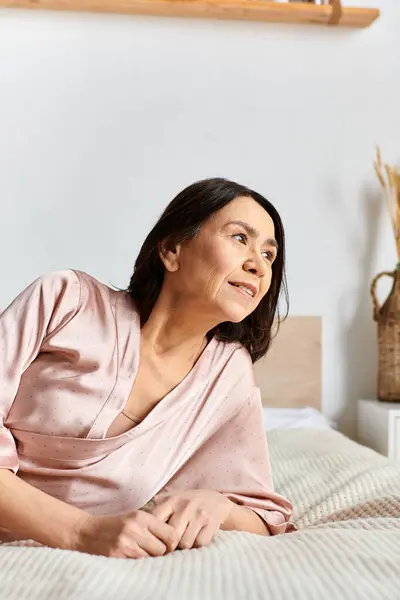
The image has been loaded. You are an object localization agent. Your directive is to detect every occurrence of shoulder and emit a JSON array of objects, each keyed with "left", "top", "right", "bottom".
[
  {"left": 207, "top": 337, "right": 258, "bottom": 414},
  {"left": 32, "top": 268, "right": 79, "bottom": 289},
  {"left": 24, "top": 269, "right": 81, "bottom": 306},
  {"left": 32, "top": 269, "right": 120, "bottom": 312},
  {"left": 70, "top": 270, "right": 115, "bottom": 302},
  {"left": 212, "top": 338, "right": 254, "bottom": 379},
  {"left": 31, "top": 270, "right": 131, "bottom": 337},
  {"left": 32, "top": 269, "right": 112, "bottom": 296}
]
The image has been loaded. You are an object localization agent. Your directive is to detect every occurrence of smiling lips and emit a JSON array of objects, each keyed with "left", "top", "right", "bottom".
[{"left": 229, "top": 281, "right": 258, "bottom": 299}]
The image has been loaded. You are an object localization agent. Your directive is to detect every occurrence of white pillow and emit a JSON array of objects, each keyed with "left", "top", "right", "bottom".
[{"left": 262, "top": 407, "right": 334, "bottom": 431}]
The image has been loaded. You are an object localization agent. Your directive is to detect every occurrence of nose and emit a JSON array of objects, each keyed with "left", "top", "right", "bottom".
[{"left": 243, "top": 254, "right": 267, "bottom": 278}]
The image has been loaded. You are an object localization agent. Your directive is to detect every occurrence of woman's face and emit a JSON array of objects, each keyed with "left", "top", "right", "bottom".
[{"left": 164, "top": 196, "right": 278, "bottom": 324}]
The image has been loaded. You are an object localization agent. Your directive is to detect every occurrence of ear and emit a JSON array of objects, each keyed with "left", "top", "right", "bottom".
[{"left": 159, "top": 238, "right": 181, "bottom": 273}]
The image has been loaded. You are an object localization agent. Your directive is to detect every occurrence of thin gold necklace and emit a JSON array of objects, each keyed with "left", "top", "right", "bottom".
[{"left": 121, "top": 410, "right": 142, "bottom": 425}]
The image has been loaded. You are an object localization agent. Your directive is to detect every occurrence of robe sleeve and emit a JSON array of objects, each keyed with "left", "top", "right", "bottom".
[
  {"left": 157, "top": 388, "right": 295, "bottom": 535},
  {"left": 0, "top": 270, "right": 80, "bottom": 473}
]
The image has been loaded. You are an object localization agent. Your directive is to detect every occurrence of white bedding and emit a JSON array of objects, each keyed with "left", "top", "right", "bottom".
[{"left": 1, "top": 428, "right": 399, "bottom": 600}]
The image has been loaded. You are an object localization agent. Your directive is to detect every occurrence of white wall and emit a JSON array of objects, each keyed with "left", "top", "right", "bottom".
[{"left": 0, "top": 0, "right": 398, "bottom": 436}]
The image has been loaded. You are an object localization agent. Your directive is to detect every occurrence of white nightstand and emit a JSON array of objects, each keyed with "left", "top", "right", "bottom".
[{"left": 358, "top": 399, "right": 400, "bottom": 461}]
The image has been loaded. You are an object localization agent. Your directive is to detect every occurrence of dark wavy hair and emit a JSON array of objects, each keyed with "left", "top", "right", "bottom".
[{"left": 127, "top": 178, "right": 288, "bottom": 363}]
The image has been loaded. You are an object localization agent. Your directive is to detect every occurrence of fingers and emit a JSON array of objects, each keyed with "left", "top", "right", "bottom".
[
  {"left": 118, "top": 536, "right": 151, "bottom": 559},
  {"left": 124, "top": 510, "right": 179, "bottom": 555},
  {"left": 127, "top": 501, "right": 218, "bottom": 556},
  {"left": 147, "top": 513, "right": 180, "bottom": 553},
  {"left": 124, "top": 522, "right": 168, "bottom": 557},
  {"left": 177, "top": 519, "right": 202, "bottom": 550},
  {"left": 193, "top": 522, "right": 217, "bottom": 548},
  {"left": 165, "top": 510, "right": 191, "bottom": 549},
  {"left": 179, "top": 518, "right": 217, "bottom": 550},
  {"left": 151, "top": 500, "right": 174, "bottom": 523},
  {"left": 151, "top": 502, "right": 218, "bottom": 552},
  {"left": 136, "top": 532, "right": 167, "bottom": 557}
]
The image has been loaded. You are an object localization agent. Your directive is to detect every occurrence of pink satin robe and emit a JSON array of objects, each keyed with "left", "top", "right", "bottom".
[{"left": 0, "top": 270, "right": 293, "bottom": 542}]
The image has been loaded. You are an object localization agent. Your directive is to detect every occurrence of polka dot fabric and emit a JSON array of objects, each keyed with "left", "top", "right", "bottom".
[{"left": 0, "top": 270, "right": 293, "bottom": 542}]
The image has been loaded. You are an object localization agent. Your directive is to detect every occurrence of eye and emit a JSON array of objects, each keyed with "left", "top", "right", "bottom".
[
  {"left": 262, "top": 250, "right": 276, "bottom": 263},
  {"left": 233, "top": 233, "right": 247, "bottom": 244}
]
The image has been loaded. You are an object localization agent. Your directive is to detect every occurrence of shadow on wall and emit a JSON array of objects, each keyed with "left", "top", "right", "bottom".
[{"left": 338, "top": 186, "right": 382, "bottom": 437}]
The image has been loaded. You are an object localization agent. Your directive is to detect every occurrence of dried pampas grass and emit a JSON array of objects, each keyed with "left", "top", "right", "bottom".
[{"left": 374, "top": 147, "right": 400, "bottom": 261}]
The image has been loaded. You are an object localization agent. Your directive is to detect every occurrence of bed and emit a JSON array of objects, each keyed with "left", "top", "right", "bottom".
[{"left": 1, "top": 317, "right": 400, "bottom": 600}]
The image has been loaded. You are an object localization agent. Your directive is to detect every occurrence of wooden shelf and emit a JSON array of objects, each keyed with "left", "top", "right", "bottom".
[{"left": 0, "top": 0, "right": 380, "bottom": 28}]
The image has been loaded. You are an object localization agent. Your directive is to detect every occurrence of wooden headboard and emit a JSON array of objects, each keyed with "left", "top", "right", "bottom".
[{"left": 253, "top": 316, "right": 322, "bottom": 410}]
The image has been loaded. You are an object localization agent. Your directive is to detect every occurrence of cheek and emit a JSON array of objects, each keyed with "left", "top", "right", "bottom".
[
  {"left": 193, "top": 242, "right": 233, "bottom": 282},
  {"left": 208, "top": 242, "right": 236, "bottom": 274},
  {"left": 178, "top": 236, "right": 238, "bottom": 297},
  {"left": 260, "top": 270, "right": 273, "bottom": 297},
  {"left": 179, "top": 245, "right": 222, "bottom": 291}
]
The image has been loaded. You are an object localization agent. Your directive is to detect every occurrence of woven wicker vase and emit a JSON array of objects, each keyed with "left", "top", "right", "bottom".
[{"left": 370, "top": 266, "right": 400, "bottom": 401}]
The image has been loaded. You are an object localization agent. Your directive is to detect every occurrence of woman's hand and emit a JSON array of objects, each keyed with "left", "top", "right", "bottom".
[
  {"left": 150, "top": 489, "right": 233, "bottom": 550},
  {"left": 72, "top": 510, "right": 179, "bottom": 559}
]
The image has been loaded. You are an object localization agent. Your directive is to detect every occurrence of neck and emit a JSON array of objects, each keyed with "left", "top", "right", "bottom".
[{"left": 140, "top": 287, "right": 218, "bottom": 357}]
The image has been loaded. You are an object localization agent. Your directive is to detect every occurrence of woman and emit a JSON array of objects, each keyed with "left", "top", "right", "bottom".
[{"left": 0, "top": 178, "right": 294, "bottom": 559}]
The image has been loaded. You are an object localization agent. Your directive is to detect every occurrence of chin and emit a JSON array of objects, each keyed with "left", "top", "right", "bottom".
[{"left": 220, "top": 306, "right": 252, "bottom": 324}]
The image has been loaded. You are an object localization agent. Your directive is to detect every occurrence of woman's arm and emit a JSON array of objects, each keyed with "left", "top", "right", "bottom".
[
  {"left": 0, "top": 270, "right": 80, "bottom": 472},
  {"left": 0, "top": 468, "right": 87, "bottom": 549},
  {"left": 154, "top": 389, "right": 294, "bottom": 539},
  {"left": 0, "top": 271, "right": 84, "bottom": 546},
  {"left": 149, "top": 487, "right": 270, "bottom": 550},
  {"left": 0, "top": 469, "right": 179, "bottom": 558},
  {"left": 221, "top": 501, "right": 270, "bottom": 535}
]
